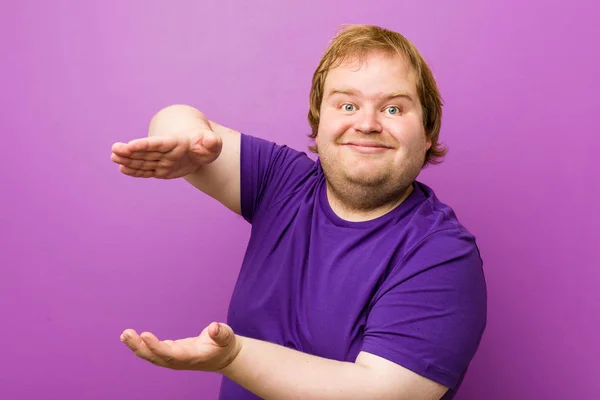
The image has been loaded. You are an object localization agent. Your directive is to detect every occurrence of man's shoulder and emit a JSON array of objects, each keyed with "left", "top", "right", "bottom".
[
  {"left": 410, "top": 181, "right": 476, "bottom": 238},
  {"left": 241, "top": 133, "right": 316, "bottom": 173},
  {"left": 239, "top": 133, "right": 320, "bottom": 223},
  {"left": 397, "top": 182, "right": 480, "bottom": 263}
]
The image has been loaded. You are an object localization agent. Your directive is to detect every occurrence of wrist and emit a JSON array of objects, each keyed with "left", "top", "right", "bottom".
[{"left": 217, "top": 334, "right": 245, "bottom": 375}]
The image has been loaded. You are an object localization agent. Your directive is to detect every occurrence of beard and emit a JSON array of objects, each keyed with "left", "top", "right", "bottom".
[{"left": 319, "top": 149, "right": 425, "bottom": 212}]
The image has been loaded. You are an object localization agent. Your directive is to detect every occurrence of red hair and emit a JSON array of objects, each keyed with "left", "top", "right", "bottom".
[{"left": 308, "top": 24, "right": 446, "bottom": 166}]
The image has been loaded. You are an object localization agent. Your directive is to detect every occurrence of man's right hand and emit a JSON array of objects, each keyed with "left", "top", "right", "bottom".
[
  {"left": 111, "top": 128, "right": 222, "bottom": 179},
  {"left": 110, "top": 104, "right": 242, "bottom": 214}
]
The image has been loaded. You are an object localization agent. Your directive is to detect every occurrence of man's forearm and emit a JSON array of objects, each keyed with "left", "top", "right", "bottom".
[{"left": 220, "top": 336, "right": 391, "bottom": 400}]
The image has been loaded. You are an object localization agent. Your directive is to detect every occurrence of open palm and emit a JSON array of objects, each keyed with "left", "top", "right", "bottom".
[
  {"left": 120, "top": 321, "right": 241, "bottom": 372},
  {"left": 111, "top": 128, "right": 222, "bottom": 179}
]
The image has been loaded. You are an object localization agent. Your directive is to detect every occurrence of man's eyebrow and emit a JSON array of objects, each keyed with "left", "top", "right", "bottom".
[
  {"left": 327, "top": 88, "right": 414, "bottom": 102},
  {"left": 327, "top": 88, "right": 360, "bottom": 97},
  {"left": 383, "top": 91, "right": 414, "bottom": 102}
]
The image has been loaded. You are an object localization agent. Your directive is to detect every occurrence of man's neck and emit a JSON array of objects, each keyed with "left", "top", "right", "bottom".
[{"left": 325, "top": 183, "right": 414, "bottom": 222}]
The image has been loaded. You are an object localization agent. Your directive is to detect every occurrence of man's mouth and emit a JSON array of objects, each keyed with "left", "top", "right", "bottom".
[{"left": 343, "top": 141, "right": 393, "bottom": 154}]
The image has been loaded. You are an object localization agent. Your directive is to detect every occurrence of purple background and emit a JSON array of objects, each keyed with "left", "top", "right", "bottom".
[{"left": 1, "top": 1, "right": 598, "bottom": 399}]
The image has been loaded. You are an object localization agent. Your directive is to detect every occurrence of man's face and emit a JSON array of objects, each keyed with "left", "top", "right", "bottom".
[{"left": 316, "top": 51, "right": 431, "bottom": 204}]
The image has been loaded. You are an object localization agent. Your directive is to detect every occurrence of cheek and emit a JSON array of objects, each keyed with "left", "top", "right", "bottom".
[
  {"left": 387, "top": 118, "right": 427, "bottom": 146},
  {"left": 387, "top": 127, "right": 428, "bottom": 161},
  {"left": 318, "top": 113, "right": 350, "bottom": 144},
  {"left": 323, "top": 114, "right": 352, "bottom": 137}
]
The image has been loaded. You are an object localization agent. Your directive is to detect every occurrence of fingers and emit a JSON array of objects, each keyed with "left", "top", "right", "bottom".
[
  {"left": 128, "top": 136, "right": 179, "bottom": 153},
  {"left": 111, "top": 132, "right": 219, "bottom": 179},
  {"left": 120, "top": 329, "right": 168, "bottom": 367},
  {"left": 119, "top": 165, "right": 156, "bottom": 178},
  {"left": 129, "top": 151, "right": 165, "bottom": 161},
  {"left": 111, "top": 154, "right": 161, "bottom": 170},
  {"left": 140, "top": 332, "right": 178, "bottom": 364},
  {"left": 111, "top": 152, "right": 173, "bottom": 178},
  {"left": 111, "top": 139, "right": 176, "bottom": 178},
  {"left": 111, "top": 136, "right": 178, "bottom": 157},
  {"left": 111, "top": 142, "right": 131, "bottom": 156}
]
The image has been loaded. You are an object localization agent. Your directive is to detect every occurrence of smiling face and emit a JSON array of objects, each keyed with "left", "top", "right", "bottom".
[{"left": 316, "top": 51, "right": 431, "bottom": 211}]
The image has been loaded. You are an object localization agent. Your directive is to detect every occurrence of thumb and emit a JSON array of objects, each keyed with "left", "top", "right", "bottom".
[
  {"left": 208, "top": 322, "right": 235, "bottom": 347},
  {"left": 200, "top": 130, "right": 222, "bottom": 153}
]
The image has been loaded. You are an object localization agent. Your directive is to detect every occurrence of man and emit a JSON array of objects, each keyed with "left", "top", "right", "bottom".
[{"left": 111, "top": 24, "right": 487, "bottom": 400}]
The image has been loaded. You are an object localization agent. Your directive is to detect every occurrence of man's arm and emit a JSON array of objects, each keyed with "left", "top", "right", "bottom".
[
  {"left": 123, "top": 325, "right": 448, "bottom": 400},
  {"left": 182, "top": 119, "right": 241, "bottom": 215},
  {"left": 221, "top": 336, "right": 448, "bottom": 400},
  {"left": 145, "top": 104, "right": 242, "bottom": 214}
]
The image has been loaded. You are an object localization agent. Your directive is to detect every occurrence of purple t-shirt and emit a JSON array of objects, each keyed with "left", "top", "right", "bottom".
[{"left": 219, "top": 134, "right": 487, "bottom": 399}]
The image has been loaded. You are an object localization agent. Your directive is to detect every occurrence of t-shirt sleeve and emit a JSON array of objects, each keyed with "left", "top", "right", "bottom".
[
  {"left": 239, "top": 133, "right": 315, "bottom": 224},
  {"left": 360, "top": 228, "right": 487, "bottom": 390}
]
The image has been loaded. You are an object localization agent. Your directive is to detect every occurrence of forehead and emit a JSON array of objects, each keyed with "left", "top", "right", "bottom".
[{"left": 323, "top": 51, "right": 418, "bottom": 97}]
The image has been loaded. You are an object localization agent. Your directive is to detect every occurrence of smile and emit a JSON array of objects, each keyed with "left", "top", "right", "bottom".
[{"left": 343, "top": 143, "right": 392, "bottom": 154}]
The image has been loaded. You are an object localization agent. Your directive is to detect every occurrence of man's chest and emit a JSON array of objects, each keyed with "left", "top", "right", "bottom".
[{"left": 227, "top": 213, "right": 404, "bottom": 361}]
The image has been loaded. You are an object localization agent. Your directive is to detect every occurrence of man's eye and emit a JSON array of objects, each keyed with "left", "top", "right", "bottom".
[
  {"left": 342, "top": 104, "right": 356, "bottom": 112},
  {"left": 386, "top": 106, "right": 401, "bottom": 115}
]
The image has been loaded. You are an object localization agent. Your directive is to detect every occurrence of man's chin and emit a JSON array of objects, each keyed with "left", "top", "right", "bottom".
[{"left": 342, "top": 170, "right": 388, "bottom": 187}]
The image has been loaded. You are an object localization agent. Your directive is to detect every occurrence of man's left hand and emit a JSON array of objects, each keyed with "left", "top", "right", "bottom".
[{"left": 120, "top": 322, "right": 242, "bottom": 371}]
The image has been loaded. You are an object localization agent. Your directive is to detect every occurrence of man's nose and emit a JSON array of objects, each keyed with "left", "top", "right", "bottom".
[{"left": 355, "top": 109, "right": 382, "bottom": 134}]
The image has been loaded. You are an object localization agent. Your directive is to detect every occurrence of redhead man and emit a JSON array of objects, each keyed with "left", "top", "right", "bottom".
[{"left": 111, "top": 24, "right": 487, "bottom": 400}]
